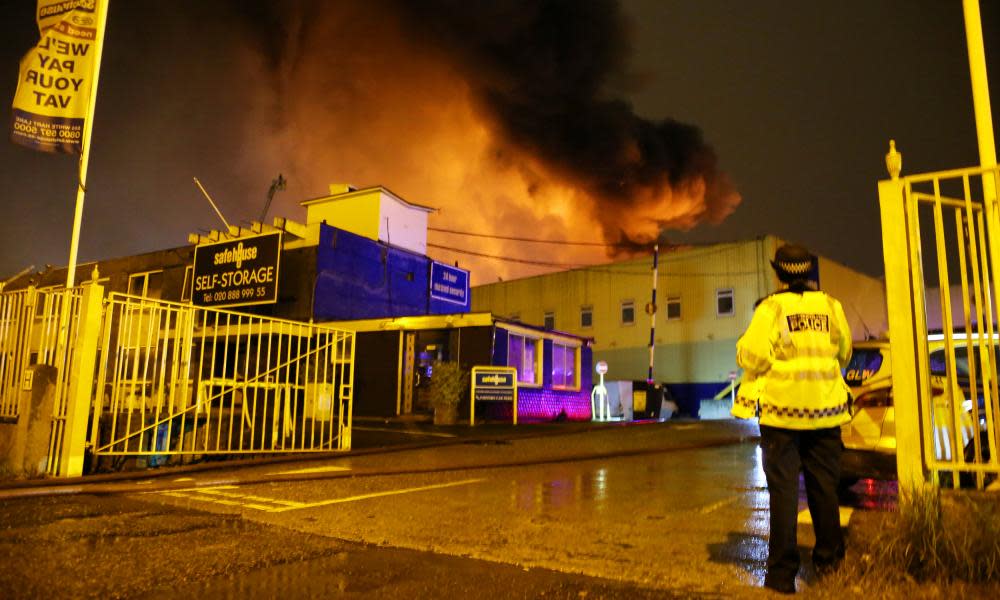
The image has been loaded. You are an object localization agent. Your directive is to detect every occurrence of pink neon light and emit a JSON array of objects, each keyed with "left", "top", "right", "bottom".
[{"left": 481, "top": 388, "right": 591, "bottom": 422}]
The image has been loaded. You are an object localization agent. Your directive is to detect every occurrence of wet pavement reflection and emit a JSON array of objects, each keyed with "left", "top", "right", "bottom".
[
  {"left": 843, "top": 477, "right": 898, "bottom": 511},
  {"left": 128, "top": 422, "right": 901, "bottom": 597},
  {"left": 499, "top": 439, "right": 898, "bottom": 593},
  {"left": 513, "top": 467, "right": 609, "bottom": 513}
]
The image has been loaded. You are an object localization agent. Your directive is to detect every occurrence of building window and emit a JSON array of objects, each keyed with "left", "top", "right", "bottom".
[
  {"left": 580, "top": 306, "right": 593, "bottom": 328},
  {"left": 543, "top": 311, "right": 555, "bottom": 330},
  {"left": 507, "top": 332, "right": 540, "bottom": 385},
  {"left": 551, "top": 342, "right": 579, "bottom": 390},
  {"left": 128, "top": 270, "right": 163, "bottom": 299},
  {"left": 716, "top": 288, "right": 734, "bottom": 317},
  {"left": 666, "top": 296, "right": 681, "bottom": 320},
  {"left": 620, "top": 300, "right": 635, "bottom": 326}
]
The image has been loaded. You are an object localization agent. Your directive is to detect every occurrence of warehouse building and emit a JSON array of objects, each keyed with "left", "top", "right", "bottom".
[{"left": 471, "top": 236, "right": 888, "bottom": 417}]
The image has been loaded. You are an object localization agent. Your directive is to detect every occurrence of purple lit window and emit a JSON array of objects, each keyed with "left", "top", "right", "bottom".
[
  {"left": 551, "top": 343, "right": 577, "bottom": 389},
  {"left": 508, "top": 333, "right": 538, "bottom": 385}
]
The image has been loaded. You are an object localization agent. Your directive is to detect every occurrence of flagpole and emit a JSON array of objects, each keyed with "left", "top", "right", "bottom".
[{"left": 65, "top": 0, "right": 110, "bottom": 289}]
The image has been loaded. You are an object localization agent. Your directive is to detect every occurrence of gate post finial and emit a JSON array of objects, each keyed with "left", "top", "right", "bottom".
[{"left": 886, "top": 139, "right": 902, "bottom": 180}]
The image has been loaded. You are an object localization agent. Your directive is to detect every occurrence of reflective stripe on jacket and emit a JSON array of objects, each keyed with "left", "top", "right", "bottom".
[
  {"left": 736, "top": 290, "right": 853, "bottom": 429},
  {"left": 731, "top": 371, "right": 761, "bottom": 419}
]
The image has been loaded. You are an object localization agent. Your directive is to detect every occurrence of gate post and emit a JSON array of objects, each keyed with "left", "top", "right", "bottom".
[
  {"left": 878, "top": 176, "right": 926, "bottom": 489},
  {"left": 59, "top": 280, "right": 104, "bottom": 477}
]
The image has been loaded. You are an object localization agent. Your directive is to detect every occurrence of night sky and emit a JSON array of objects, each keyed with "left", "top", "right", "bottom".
[{"left": 1, "top": 1, "right": 997, "bottom": 285}]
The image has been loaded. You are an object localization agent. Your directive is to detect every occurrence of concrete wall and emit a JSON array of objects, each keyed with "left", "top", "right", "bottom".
[
  {"left": 0, "top": 365, "right": 56, "bottom": 478},
  {"left": 302, "top": 187, "right": 430, "bottom": 256},
  {"left": 378, "top": 192, "right": 428, "bottom": 255},
  {"left": 818, "top": 255, "right": 888, "bottom": 339}
]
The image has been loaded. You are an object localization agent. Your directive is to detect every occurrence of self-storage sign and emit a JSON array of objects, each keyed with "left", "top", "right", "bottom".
[
  {"left": 192, "top": 232, "right": 281, "bottom": 308},
  {"left": 470, "top": 366, "right": 518, "bottom": 425}
]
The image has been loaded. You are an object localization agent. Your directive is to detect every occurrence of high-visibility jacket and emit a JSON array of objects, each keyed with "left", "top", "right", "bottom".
[
  {"left": 731, "top": 371, "right": 762, "bottom": 419},
  {"left": 736, "top": 289, "right": 853, "bottom": 429}
]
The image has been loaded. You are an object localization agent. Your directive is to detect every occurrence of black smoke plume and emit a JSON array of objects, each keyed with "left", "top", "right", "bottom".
[{"left": 231, "top": 0, "right": 739, "bottom": 251}]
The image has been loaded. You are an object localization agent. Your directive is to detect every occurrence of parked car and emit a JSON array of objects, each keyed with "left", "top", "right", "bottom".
[{"left": 840, "top": 336, "right": 995, "bottom": 485}]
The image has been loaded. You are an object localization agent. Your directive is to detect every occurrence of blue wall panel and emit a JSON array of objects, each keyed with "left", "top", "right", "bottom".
[
  {"left": 492, "top": 327, "right": 509, "bottom": 366},
  {"left": 314, "top": 225, "right": 431, "bottom": 320},
  {"left": 312, "top": 224, "right": 470, "bottom": 320},
  {"left": 581, "top": 346, "right": 593, "bottom": 390}
]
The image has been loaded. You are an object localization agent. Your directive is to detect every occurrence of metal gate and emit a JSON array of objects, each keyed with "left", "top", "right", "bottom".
[
  {"left": 880, "top": 164, "right": 1000, "bottom": 489},
  {"left": 0, "top": 287, "right": 83, "bottom": 475},
  {"left": 89, "top": 293, "right": 355, "bottom": 462}
]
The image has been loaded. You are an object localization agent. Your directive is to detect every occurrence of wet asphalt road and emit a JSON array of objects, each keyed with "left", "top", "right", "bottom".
[{"left": 0, "top": 420, "right": 891, "bottom": 598}]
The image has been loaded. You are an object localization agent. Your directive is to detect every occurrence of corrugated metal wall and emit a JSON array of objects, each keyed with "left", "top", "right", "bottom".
[
  {"left": 473, "top": 236, "right": 887, "bottom": 397},
  {"left": 473, "top": 238, "right": 774, "bottom": 384}
]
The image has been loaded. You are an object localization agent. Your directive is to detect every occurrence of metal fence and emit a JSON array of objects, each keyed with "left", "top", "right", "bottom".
[
  {"left": 884, "top": 165, "right": 1000, "bottom": 489},
  {"left": 90, "top": 293, "right": 355, "bottom": 461},
  {"left": 0, "top": 287, "right": 83, "bottom": 474}
]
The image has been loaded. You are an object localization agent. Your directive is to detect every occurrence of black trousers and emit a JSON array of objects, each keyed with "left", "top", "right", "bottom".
[{"left": 759, "top": 425, "right": 844, "bottom": 590}]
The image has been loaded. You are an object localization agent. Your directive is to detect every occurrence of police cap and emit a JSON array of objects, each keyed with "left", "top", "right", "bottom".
[{"left": 771, "top": 243, "right": 817, "bottom": 283}]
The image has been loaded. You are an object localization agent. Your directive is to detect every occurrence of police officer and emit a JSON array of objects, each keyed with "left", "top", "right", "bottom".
[{"left": 736, "top": 243, "right": 853, "bottom": 594}]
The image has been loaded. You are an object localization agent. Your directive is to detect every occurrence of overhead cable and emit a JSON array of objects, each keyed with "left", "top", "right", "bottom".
[
  {"left": 428, "top": 226, "right": 641, "bottom": 248},
  {"left": 427, "top": 243, "right": 597, "bottom": 268}
]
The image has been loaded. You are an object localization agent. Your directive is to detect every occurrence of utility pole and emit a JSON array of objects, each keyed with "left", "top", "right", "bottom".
[{"left": 647, "top": 244, "right": 659, "bottom": 384}]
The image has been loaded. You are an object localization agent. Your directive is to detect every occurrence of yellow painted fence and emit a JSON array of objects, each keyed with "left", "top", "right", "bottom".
[
  {"left": 0, "top": 284, "right": 355, "bottom": 476},
  {"left": 880, "top": 164, "right": 1000, "bottom": 489}
]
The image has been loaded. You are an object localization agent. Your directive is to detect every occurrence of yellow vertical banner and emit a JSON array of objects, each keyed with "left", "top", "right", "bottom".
[{"left": 11, "top": 0, "right": 102, "bottom": 153}]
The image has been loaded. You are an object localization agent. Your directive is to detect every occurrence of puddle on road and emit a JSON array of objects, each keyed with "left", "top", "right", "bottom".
[{"left": 513, "top": 467, "right": 609, "bottom": 513}]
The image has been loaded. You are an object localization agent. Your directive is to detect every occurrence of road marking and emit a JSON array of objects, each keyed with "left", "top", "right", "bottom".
[
  {"left": 697, "top": 496, "right": 739, "bottom": 514},
  {"left": 271, "top": 465, "right": 351, "bottom": 476},
  {"left": 797, "top": 507, "right": 854, "bottom": 527},
  {"left": 149, "top": 478, "right": 485, "bottom": 513},
  {"left": 284, "top": 478, "right": 485, "bottom": 512},
  {"left": 353, "top": 426, "right": 457, "bottom": 438},
  {"left": 157, "top": 485, "right": 307, "bottom": 512}
]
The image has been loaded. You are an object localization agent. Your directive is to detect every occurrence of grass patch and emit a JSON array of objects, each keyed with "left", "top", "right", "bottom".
[
  {"left": 808, "top": 486, "right": 1000, "bottom": 598},
  {"left": 878, "top": 487, "right": 999, "bottom": 583}
]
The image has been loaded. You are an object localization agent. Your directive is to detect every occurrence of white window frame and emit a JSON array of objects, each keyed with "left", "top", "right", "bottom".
[
  {"left": 507, "top": 332, "right": 542, "bottom": 387},
  {"left": 128, "top": 270, "right": 164, "bottom": 299},
  {"left": 716, "top": 288, "right": 735, "bottom": 317},
  {"left": 620, "top": 299, "right": 636, "bottom": 326},
  {"left": 550, "top": 341, "right": 580, "bottom": 391}
]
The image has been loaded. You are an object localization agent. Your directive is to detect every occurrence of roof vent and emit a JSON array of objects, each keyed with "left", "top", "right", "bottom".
[{"left": 328, "top": 183, "right": 358, "bottom": 195}]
